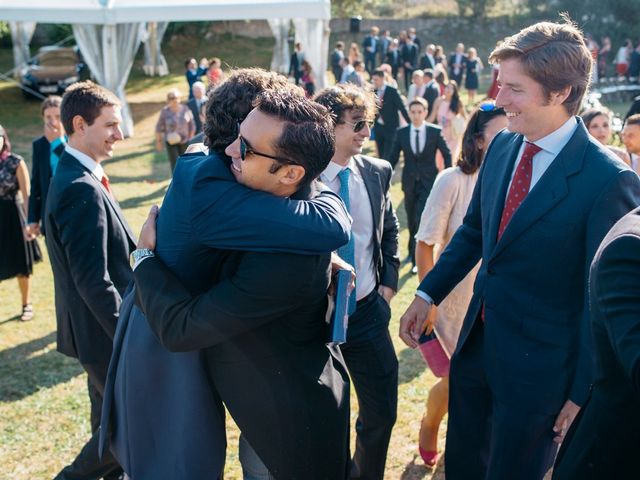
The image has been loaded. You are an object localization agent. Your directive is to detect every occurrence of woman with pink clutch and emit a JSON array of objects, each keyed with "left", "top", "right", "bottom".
[{"left": 414, "top": 102, "right": 507, "bottom": 467}]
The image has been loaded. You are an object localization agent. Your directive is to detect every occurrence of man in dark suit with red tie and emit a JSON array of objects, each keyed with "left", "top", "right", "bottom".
[
  {"left": 45, "top": 81, "right": 135, "bottom": 480},
  {"left": 390, "top": 97, "right": 451, "bottom": 271},
  {"left": 400, "top": 19, "right": 640, "bottom": 480},
  {"left": 371, "top": 69, "right": 410, "bottom": 165}
]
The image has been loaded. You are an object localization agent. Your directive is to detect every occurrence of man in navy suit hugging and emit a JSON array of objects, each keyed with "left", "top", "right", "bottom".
[
  {"left": 400, "top": 18, "right": 640, "bottom": 480},
  {"left": 102, "top": 70, "right": 352, "bottom": 480}
]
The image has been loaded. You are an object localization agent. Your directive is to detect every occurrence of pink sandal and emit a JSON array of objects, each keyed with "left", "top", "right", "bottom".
[{"left": 419, "top": 446, "right": 438, "bottom": 467}]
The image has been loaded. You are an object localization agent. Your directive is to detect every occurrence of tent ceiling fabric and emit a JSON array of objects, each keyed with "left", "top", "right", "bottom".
[
  {"left": 0, "top": 0, "right": 330, "bottom": 24},
  {"left": 1, "top": 1, "right": 331, "bottom": 138}
]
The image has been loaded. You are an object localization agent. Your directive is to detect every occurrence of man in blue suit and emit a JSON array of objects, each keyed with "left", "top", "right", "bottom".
[
  {"left": 400, "top": 19, "right": 640, "bottom": 480},
  {"left": 100, "top": 70, "right": 351, "bottom": 479}
]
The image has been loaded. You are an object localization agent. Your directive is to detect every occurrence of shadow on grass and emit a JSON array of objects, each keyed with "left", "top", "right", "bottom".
[
  {"left": 0, "top": 314, "right": 21, "bottom": 325},
  {"left": 398, "top": 345, "right": 427, "bottom": 385},
  {"left": 397, "top": 266, "right": 418, "bottom": 294},
  {"left": 118, "top": 184, "right": 169, "bottom": 210},
  {"left": 103, "top": 147, "right": 156, "bottom": 165},
  {"left": 0, "top": 331, "right": 83, "bottom": 403},
  {"left": 400, "top": 453, "right": 445, "bottom": 480}
]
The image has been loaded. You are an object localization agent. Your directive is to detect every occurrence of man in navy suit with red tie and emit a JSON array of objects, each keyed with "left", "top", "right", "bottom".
[
  {"left": 400, "top": 19, "right": 640, "bottom": 480},
  {"left": 46, "top": 81, "right": 133, "bottom": 480}
]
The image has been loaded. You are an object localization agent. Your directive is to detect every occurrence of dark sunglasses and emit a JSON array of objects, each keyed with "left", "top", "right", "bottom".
[
  {"left": 236, "top": 122, "right": 295, "bottom": 164},
  {"left": 343, "top": 119, "right": 374, "bottom": 133}
]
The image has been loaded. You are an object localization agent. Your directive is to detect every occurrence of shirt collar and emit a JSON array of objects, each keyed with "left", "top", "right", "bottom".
[
  {"left": 65, "top": 145, "right": 104, "bottom": 179},
  {"left": 412, "top": 123, "right": 427, "bottom": 133},
  {"left": 526, "top": 116, "right": 578, "bottom": 156},
  {"left": 321, "top": 158, "right": 359, "bottom": 183}
]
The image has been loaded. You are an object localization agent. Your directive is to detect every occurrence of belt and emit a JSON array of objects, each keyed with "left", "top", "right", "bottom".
[{"left": 356, "top": 289, "right": 377, "bottom": 307}]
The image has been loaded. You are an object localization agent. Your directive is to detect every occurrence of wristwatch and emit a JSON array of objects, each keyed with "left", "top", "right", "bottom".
[{"left": 131, "top": 248, "right": 155, "bottom": 267}]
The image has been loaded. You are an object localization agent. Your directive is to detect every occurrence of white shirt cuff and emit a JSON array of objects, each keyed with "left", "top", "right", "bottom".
[{"left": 415, "top": 290, "right": 434, "bottom": 304}]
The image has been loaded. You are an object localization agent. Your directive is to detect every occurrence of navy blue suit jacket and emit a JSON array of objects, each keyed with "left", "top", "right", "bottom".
[
  {"left": 553, "top": 207, "right": 640, "bottom": 479},
  {"left": 100, "top": 152, "right": 350, "bottom": 479},
  {"left": 419, "top": 118, "right": 640, "bottom": 414},
  {"left": 45, "top": 151, "right": 136, "bottom": 365}
]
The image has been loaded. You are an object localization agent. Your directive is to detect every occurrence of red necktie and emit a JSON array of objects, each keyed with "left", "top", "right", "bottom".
[
  {"left": 101, "top": 173, "right": 113, "bottom": 197},
  {"left": 497, "top": 141, "right": 542, "bottom": 240},
  {"left": 483, "top": 141, "right": 541, "bottom": 323}
]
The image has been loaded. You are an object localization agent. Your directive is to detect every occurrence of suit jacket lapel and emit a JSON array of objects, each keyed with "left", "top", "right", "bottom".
[
  {"left": 355, "top": 155, "right": 382, "bottom": 241},
  {"left": 102, "top": 186, "right": 137, "bottom": 248},
  {"left": 63, "top": 152, "right": 137, "bottom": 247},
  {"left": 492, "top": 122, "right": 588, "bottom": 257}
]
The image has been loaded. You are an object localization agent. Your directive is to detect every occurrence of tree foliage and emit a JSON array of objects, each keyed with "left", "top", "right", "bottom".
[
  {"left": 537, "top": 0, "right": 639, "bottom": 45},
  {"left": 455, "top": 0, "right": 499, "bottom": 19}
]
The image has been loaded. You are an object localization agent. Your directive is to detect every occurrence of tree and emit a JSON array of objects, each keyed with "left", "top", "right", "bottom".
[{"left": 455, "top": 0, "right": 499, "bottom": 20}]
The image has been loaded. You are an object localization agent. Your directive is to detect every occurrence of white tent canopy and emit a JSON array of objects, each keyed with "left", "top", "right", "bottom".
[{"left": 1, "top": 0, "right": 331, "bottom": 136}]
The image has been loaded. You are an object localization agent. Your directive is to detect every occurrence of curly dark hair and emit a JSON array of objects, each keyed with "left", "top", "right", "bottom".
[
  {"left": 313, "top": 83, "right": 377, "bottom": 125},
  {"left": 253, "top": 89, "right": 335, "bottom": 187},
  {"left": 203, "top": 68, "right": 304, "bottom": 153}
]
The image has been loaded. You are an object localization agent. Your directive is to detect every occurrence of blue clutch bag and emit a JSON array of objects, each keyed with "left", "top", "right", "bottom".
[{"left": 328, "top": 269, "right": 352, "bottom": 345}]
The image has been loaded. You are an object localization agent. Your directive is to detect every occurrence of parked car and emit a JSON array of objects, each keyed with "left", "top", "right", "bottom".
[{"left": 19, "top": 46, "right": 89, "bottom": 99}]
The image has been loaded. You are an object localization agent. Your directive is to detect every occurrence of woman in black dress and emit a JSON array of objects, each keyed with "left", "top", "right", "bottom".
[
  {"left": 464, "top": 47, "right": 483, "bottom": 105},
  {"left": 0, "top": 125, "right": 42, "bottom": 320}
]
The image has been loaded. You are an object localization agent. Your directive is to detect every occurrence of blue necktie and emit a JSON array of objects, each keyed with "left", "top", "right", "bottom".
[{"left": 337, "top": 168, "right": 357, "bottom": 315}]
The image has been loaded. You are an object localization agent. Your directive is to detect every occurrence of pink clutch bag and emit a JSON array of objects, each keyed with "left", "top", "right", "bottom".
[{"left": 418, "top": 331, "right": 450, "bottom": 377}]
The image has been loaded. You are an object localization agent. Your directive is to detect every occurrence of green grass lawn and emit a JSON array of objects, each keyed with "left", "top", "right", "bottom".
[
  {"left": 1, "top": 29, "right": 632, "bottom": 477},
  {"left": 0, "top": 43, "right": 447, "bottom": 477}
]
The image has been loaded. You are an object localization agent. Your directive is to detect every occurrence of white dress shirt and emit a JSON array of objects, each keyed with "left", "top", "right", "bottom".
[
  {"left": 407, "top": 84, "right": 426, "bottom": 105},
  {"left": 630, "top": 153, "right": 640, "bottom": 175},
  {"left": 65, "top": 145, "right": 105, "bottom": 181},
  {"left": 506, "top": 116, "right": 578, "bottom": 194},
  {"left": 416, "top": 116, "right": 579, "bottom": 304},
  {"left": 376, "top": 85, "right": 387, "bottom": 126},
  {"left": 411, "top": 123, "right": 428, "bottom": 154},
  {"left": 321, "top": 159, "right": 377, "bottom": 301}
]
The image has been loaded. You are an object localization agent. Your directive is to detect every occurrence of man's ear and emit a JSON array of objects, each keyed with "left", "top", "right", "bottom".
[
  {"left": 72, "top": 115, "right": 87, "bottom": 136},
  {"left": 550, "top": 86, "right": 572, "bottom": 106},
  {"left": 280, "top": 165, "right": 306, "bottom": 185}
]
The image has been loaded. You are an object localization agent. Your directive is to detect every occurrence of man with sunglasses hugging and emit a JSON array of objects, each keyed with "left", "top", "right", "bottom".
[
  {"left": 101, "top": 69, "right": 352, "bottom": 479},
  {"left": 314, "top": 84, "right": 400, "bottom": 480}
]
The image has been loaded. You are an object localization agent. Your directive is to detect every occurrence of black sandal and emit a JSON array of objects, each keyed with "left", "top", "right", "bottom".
[{"left": 21, "top": 303, "right": 34, "bottom": 321}]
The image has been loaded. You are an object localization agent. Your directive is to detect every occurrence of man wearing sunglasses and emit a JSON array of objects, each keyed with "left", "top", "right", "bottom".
[
  {"left": 390, "top": 96, "right": 451, "bottom": 273},
  {"left": 102, "top": 71, "right": 352, "bottom": 479},
  {"left": 315, "top": 84, "right": 400, "bottom": 480}
]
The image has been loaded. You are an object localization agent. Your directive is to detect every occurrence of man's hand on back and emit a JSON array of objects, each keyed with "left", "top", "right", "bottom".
[{"left": 138, "top": 205, "right": 159, "bottom": 250}]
